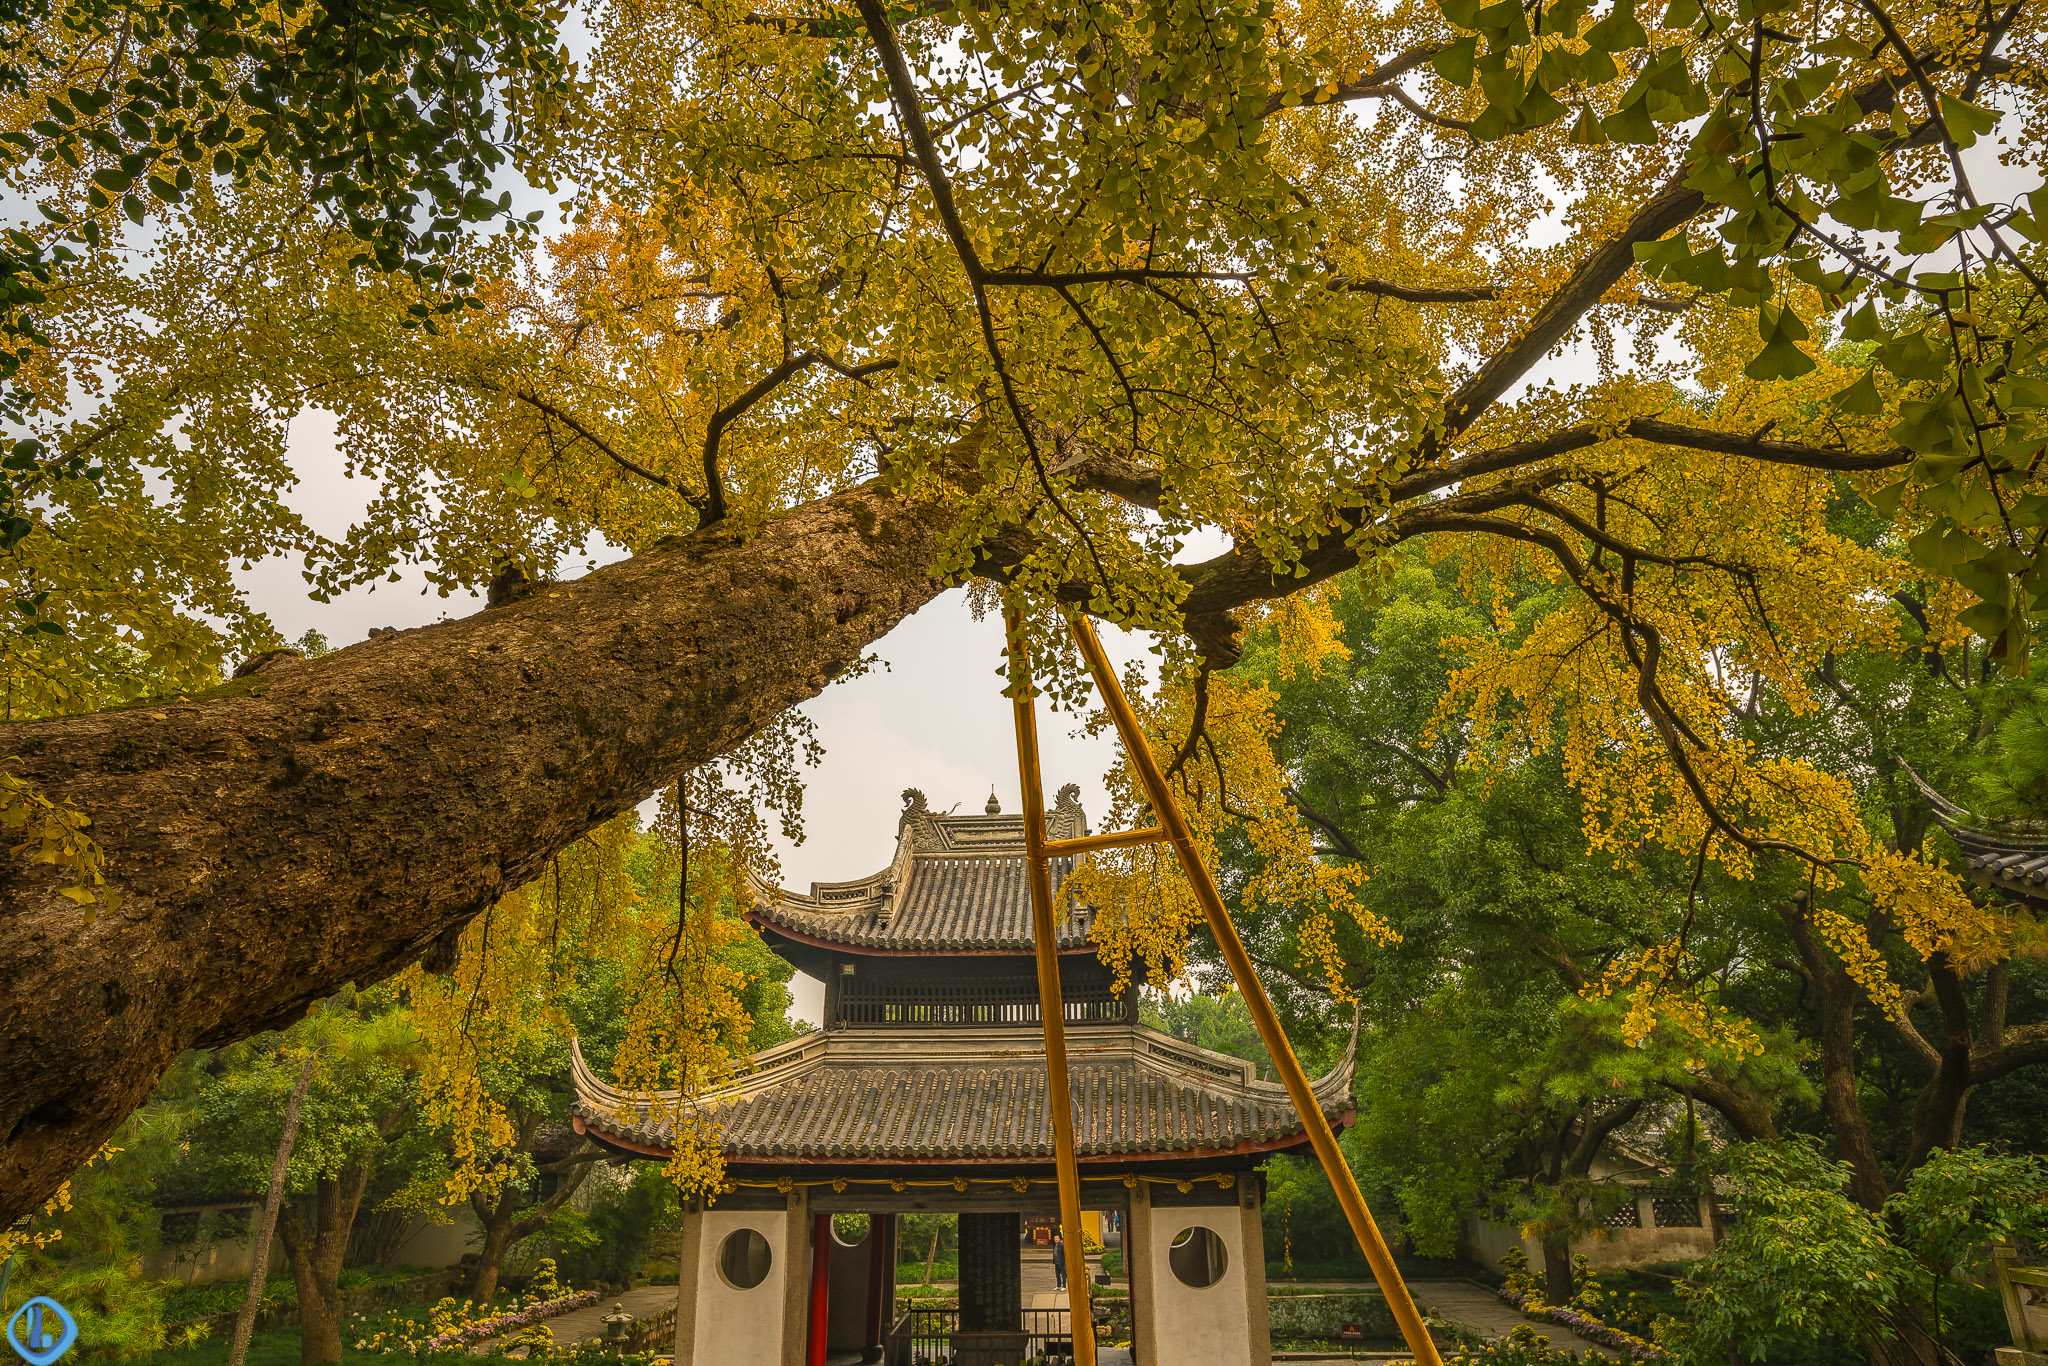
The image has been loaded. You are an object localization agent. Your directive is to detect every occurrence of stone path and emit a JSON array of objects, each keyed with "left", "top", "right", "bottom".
[
  {"left": 1020, "top": 1248, "right": 1106, "bottom": 1298},
  {"left": 1411, "top": 1281, "right": 1605, "bottom": 1356},
  {"left": 472, "top": 1282, "right": 678, "bottom": 1354}
]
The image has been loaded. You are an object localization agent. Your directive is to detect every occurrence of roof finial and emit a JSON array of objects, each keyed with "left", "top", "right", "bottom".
[{"left": 986, "top": 788, "right": 1001, "bottom": 815}]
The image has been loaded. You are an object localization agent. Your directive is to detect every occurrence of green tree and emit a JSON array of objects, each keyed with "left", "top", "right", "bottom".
[
  {"left": 1669, "top": 1142, "right": 2048, "bottom": 1365},
  {"left": 179, "top": 996, "right": 426, "bottom": 1366}
]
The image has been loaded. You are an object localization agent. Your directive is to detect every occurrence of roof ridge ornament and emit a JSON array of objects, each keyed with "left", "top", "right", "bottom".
[{"left": 986, "top": 788, "right": 1000, "bottom": 814}]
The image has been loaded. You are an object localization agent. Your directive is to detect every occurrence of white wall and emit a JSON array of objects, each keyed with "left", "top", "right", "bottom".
[
  {"left": 1463, "top": 1192, "right": 1715, "bottom": 1275},
  {"left": 689, "top": 1208, "right": 792, "bottom": 1366},
  {"left": 1139, "top": 1208, "right": 1254, "bottom": 1366}
]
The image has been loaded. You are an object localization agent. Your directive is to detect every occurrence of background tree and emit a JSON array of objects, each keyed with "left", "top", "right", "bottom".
[{"left": 180, "top": 996, "right": 425, "bottom": 1366}]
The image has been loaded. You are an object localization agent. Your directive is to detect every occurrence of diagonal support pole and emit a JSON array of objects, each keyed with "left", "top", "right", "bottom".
[
  {"left": 1065, "top": 611, "right": 1445, "bottom": 1366},
  {"left": 1006, "top": 613, "right": 1098, "bottom": 1366}
]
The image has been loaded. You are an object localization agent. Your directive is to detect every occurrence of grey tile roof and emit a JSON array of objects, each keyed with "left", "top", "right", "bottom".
[
  {"left": 745, "top": 787, "right": 1099, "bottom": 953},
  {"left": 569, "top": 1024, "right": 1356, "bottom": 1163},
  {"left": 1948, "top": 824, "right": 2048, "bottom": 904}
]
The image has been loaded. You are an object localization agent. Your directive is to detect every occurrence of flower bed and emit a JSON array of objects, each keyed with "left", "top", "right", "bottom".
[
  {"left": 1492, "top": 1250, "right": 1664, "bottom": 1361},
  {"left": 421, "top": 1290, "right": 601, "bottom": 1352},
  {"left": 1489, "top": 1284, "right": 1662, "bottom": 1360}
]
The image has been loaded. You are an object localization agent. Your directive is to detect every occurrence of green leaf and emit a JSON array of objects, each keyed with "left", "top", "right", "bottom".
[
  {"left": 1958, "top": 599, "right": 2012, "bottom": 642},
  {"left": 1830, "top": 369, "right": 1883, "bottom": 415},
  {"left": 2004, "top": 376, "right": 2048, "bottom": 410},
  {"left": 1878, "top": 330, "right": 1947, "bottom": 383},
  {"left": 1747, "top": 335, "right": 1816, "bottom": 380},
  {"left": 1865, "top": 480, "right": 1907, "bottom": 517},
  {"left": 1586, "top": 3, "right": 1648, "bottom": 51},
  {"left": 1906, "top": 522, "right": 1972, "bottom": 575},
  {"left": 1953, "top": 553, "right": 2014, "bottom": 603},
  {"left": 1939, "top": 94, "right": 1998, "bottom": 149},
  {"left": 1841, "top": 302, "right": 1880, "bottom": 342},
  {"left": 1601, "top": 93, "right": 1658, "bottom": 143},
  {"left": 1434, "top": 36, "right": 1479, "bottom": 87}
]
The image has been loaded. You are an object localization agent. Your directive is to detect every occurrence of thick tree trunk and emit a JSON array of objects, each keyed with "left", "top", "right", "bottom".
[
  {"left": 1781, "top": 905, "right": 1890, "bottom": 1209},
  {"left": 468, "top": 1141, "right": 598, "bottom": 1304},
  {"left": 228, "top": 1053, "right": 320, "bottom": 1366},
  {"left": 279, "top": 1164, "right": 372, "bottom": 1366},
  {"left": 469, "top": 1211, "right": 515, "bottom": 1307},
  {"left": 0, "top": 478, "right": 952, "bottom": 1224},
  {"left": 1539, "top": 1233, "right": 1574, "bottom": 1306}
]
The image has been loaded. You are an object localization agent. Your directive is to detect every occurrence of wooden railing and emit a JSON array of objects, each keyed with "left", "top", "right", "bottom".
[{"left": 1996, "top": 1240, "right": 2048, "bottom": 1359}]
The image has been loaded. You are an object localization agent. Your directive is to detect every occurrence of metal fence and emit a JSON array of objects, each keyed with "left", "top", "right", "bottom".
[{"left": 885, "top": 1306, "right": 1093, "bottom": 1365}]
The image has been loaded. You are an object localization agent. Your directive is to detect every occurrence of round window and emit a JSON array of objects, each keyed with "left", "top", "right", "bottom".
[
  {"left": 718, "top": 1228, "right": 773, "bottom": 1290},
  {"left": 831, "top": 1212, "right": 871, "bottom": 1247},
  {"left": 1167, "top": 1226, "right": 1228, "bottom": 1289}
]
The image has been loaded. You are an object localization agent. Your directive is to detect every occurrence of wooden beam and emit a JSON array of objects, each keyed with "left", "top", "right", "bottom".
[{"left": 1041, "top": 827, "right": 1166, "bottom": 856}]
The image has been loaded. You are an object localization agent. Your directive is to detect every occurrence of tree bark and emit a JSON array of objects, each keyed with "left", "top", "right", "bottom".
[
  {"left": 0, "top": 477, "right": 954, "bottom": 1225},
  {"left": 1781, "top": 905, "right": 1890, "bottom": 1208},
  {"left": 278, "top": 1162, "right": 373, "bottom": 1366},
  {"left": 469, "top": 1211, "right": 515, "bottom": 1308},
  {"left": 1539, "top": 1231, "right": 1574, "bottom": 1306},
  {"left": 227, "top": 1052, "right": 320, "bottom": 1366}
]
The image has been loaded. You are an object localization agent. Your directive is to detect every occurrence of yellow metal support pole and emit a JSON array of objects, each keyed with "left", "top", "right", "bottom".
[
  {"left": 1066, "top": 612, "right": 1444, "bottom": 1366},
  {"left": 1006, "top": 613, "right": 1098, "bottom": 1366}
]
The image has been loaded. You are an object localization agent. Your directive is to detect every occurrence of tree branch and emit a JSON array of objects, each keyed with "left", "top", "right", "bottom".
[{"left": 701, "top": 352, "right": 898, "bottom": 525}]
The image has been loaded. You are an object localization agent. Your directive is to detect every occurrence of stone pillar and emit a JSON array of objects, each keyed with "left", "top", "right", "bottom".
[
  {"left": 781, "top": 1188, "right": 811, "bottom": 1366},
  {"left": 957, "top": 1212, "right": 1021, "bottom": 1331},
  {"left": 1125, "top": 1184, "right": 1157, "bottom": 1366},
  {"left": 1239, "top": 1181, "right": 1272, "bottom": 1366},
  {"left": 673, "top": 1199, "right": 705, "bottom": 1363}
]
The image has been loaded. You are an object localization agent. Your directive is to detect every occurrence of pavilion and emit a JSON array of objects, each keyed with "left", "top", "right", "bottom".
[{"left": 569, "top": 785, "right": 1358, "bottom": 1366}]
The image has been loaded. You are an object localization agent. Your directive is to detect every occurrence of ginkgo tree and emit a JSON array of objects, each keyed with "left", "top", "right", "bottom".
[{"left": 0, "top": 0, "right": 2042, "bottom": 1263}]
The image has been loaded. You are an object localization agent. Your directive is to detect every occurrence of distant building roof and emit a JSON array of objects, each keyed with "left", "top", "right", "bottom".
[
  {"left": 568, "top": 1023, "right": 1357, "bottom": 1165},
  {"left": 1903, "top": 763, "right": 2048, "bottom": 906},
  {"left": 745, "top": 786, "right": 1098, "bottom": 954},
  {"left": 1946, "top": 824, "right": 2048, "bottom": 903}
]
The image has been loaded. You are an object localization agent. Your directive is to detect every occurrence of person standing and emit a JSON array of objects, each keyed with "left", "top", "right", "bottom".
[{"left": 1052, "top": 1229, "right": 1067, "bottom": 1291}]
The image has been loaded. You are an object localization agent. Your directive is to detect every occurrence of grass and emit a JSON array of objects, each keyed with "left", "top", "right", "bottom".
[
  {"left": 147, "top": 1326, "right": 524, "bottom": 1366},
  {"left": 895, "top": 1257, "right": 958, "bottom": 1283}
]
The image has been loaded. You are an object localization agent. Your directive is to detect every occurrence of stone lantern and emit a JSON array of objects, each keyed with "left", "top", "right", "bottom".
[{"left": 601, "top": 1303, "right": 635, "bottom": 1355}]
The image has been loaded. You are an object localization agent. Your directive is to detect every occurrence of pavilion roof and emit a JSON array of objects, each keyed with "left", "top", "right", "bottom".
[
  {"left": 744, "top": 785, "right": 1098, "bottom": 954},
  {"left": 568, "top": 1023, "right": 1356, "bottom": 1165}
]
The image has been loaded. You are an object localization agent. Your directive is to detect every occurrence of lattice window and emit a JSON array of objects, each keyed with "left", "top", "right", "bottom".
[
  {"left": 1652, "top": 1196, "right": 1703, "bottom": 1228},
  {"left": 1601, "top": 1200, "right": 1643, "bottom": 1229},
  {"left": 159, "top": 1210, "right": 202, "bottom": 1245},
  {"left": 836, "top": 974, "right": 1128, "bottom": 1027}
]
